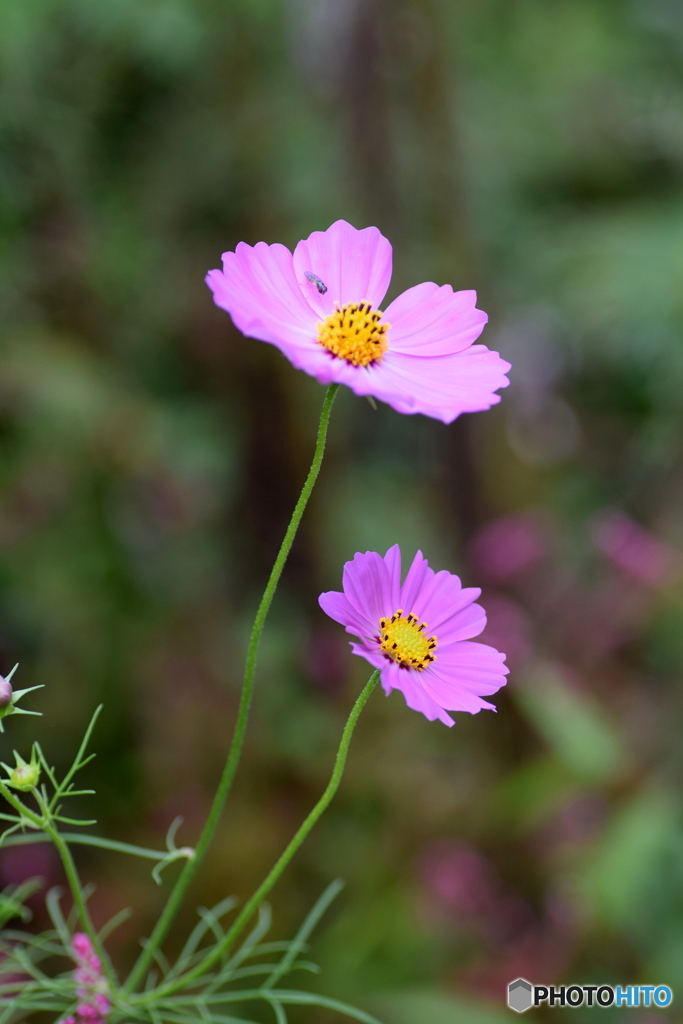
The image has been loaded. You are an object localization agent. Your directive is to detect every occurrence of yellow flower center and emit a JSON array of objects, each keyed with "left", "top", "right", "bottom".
[
  {"left": 379, "top": 609, "right": 437, "bottom": 670},
  {"left": 317, "top": 301, "right": 389, "bottom": 367}
]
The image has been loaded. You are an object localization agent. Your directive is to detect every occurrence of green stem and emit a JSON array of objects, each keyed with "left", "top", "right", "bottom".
[
  {"left": 43, "top": 822, "right": 116, "bottom": 983},
  {"left": 0, "top": 780, "right": 113, "bottom": 984},
  {"left": 136, "top": 670, "right": 380, "bottom": 1003},
  {"left": 124, "top": 383, "right": 339, "bottom": 994},
  {"left": 1, "top": 830, "right": 189, "bottom": 862},
  {"left": 0, "top": 777, "right": 43, "bottom": 829}
]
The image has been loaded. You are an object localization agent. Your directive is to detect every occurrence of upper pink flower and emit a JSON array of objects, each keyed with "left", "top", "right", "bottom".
[
  {"left": 319, "top": 545, "right": 508, "bottom": 726},
  {"left": 206, "top": 220, "right": 510, "bottom": 423}
]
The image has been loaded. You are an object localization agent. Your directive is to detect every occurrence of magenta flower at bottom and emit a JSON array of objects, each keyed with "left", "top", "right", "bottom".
[
  {"left": 58, "top": 934, "right": 110, "bottom": 1024},
  {"left": 319, "top": 545, "right": 508, "bottom": 726}
]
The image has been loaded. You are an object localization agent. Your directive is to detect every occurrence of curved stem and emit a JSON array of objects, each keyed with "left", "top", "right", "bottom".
[
  {"left": 136, "top": 670, "right": 380, "bottom": 1003},
  {"left": 124, "top": 383, "right": 340, "bottom": 993}
]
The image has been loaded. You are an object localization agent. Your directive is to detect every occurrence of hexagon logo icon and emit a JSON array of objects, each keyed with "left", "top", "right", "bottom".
[{"left": 508, "top": 978, "right": 533, "bottom": 1013}]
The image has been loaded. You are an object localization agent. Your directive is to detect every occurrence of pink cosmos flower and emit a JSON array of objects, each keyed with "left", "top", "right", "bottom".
[
  {"left": 319, "top": 545, "right": 508, "bottom": 725},
  {"left": 206, "top": 220, "right": 510, "bottom": 423}
]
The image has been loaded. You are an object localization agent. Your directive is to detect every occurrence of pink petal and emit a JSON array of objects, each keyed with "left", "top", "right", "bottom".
[
  {"left": 298, "top": 341, "right": 510, "bottom": 422},
  {"left": 206, "top": 240, "right": 319, "bottom": 355},
  {"left": 318, "top": 590, "right": 375, "bottom": 638},
  {"left": 381, "top": 543, "right": 402, "bottom": 610},
  {"left": 382, "top": 662, "right": 455, "bottom": 726},
  {"left": 350, "top": 641, "right": 386, "bottom": 671},
  {"left": 426, "top": 641, "right": 509, "bottom": 706},
  {"left": 436, "top": 639, "right": 508, "bottom": 672},
  {"left": 398, "top": 550, "right": 432, "bottom": 612},
  {"left": 422, "top": 669, "right": 497, "bottom": 713},
  {"left": 384, "top": 283, "right": 488, "bottom": 356},
  {"left": 292, "top": 220, "right": 393, "bottom": 317},
  {"left": 342, "top": 551, "right": 394, "bottom": 624},
  {"left": 292, "top": 353, "right": 396, "bottom": 398},
  {"left": 434, "top": 601, "right": 487, "bottom": 643},
  {"left": 409, "top": 570, "right": 480, "bottom": 632},
  {"left": 373, "top": 346, "right": 511, "bottom": 423}
]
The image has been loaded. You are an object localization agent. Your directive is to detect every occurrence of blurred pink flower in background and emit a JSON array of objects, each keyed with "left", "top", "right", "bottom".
[
  {"left": 319, "top": 545, "right": 508, "bottom": 726},
  {"left": 418, "top": 839, "right": 535, "bottom": 948},
  {"left": 590, "top": 509, "right": 681, "bottom": 588},
  {"left": 418, "top": 840, "right": 502, "bottom": 921},
  {"left": 565, "top": 576, "right": 652, "bottom": 663},
  {"left": 470, "top": 513, "right": 547, "bottom": 583},
  {"left": 417, "top": 839, "right": 576, "bottom": 997},
  {"left": 533, "top": 794, "right": 607, "bottom": 858},
  {"left": 207, "top": 220, "right": 510, "bottom": 423}
]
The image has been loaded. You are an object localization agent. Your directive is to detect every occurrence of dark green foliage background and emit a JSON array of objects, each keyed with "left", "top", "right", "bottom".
[{"left": 2, "top": 0, "right": 683, "bottom": 1020}]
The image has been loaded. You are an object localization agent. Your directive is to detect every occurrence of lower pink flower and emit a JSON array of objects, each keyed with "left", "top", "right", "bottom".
[{"left": 319, "top": 545, "right": 508, "bottom": 726}]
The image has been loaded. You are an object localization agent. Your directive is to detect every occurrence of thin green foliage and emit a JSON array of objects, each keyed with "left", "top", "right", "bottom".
[
  {"left": 0, "top": 879, "right": 42, "bottom": 929},
  {"left": 0, "top": 875, "right": 370, "bottom": 1024},
  {"left": 0, "top": 689, "right": 382, "bottom": 1024},
  {"left": 1, "top": 719, "right": 195, "bottom": 884}
]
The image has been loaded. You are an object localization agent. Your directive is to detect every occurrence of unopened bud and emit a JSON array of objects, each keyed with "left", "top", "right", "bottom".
[
  {"left": 0, "top": 666, "right": 43, "bottom": 733},
  {"left": 0, "top": 675, "right": 12, "bottom": 710},
  {"left": 9, "top": 760, "right": 40, "bottom": 790}
]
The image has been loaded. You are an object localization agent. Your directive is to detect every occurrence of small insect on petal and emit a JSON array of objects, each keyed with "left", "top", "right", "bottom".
[{"left": 304, "top": 271, "right": 328, "bottom": 294}]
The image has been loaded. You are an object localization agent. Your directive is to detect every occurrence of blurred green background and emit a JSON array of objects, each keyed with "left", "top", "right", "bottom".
[{"left": 2, "top": 0, "right": 683, "bottom": 1020}]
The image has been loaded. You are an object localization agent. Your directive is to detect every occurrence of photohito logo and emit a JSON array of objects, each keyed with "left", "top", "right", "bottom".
[{"left": 507, "top": 978, "right": 673, "bottom": 1012}]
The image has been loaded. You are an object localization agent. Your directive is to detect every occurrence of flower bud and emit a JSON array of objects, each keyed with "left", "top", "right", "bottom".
[
  {"left": 0, "top": 675, "right": 12, "bottom": 710},
  {"left": 10, "top": 761, "right": 40, "bottom": 790}
]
